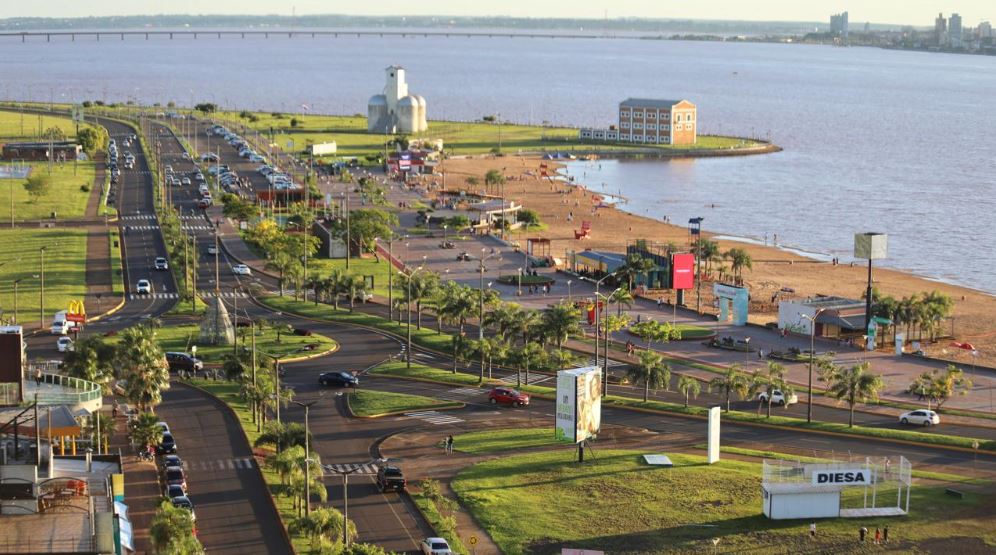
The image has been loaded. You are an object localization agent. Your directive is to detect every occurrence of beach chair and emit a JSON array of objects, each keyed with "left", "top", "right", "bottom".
[{"left": 575, "top": 221, "right": 592, "bottom": 240}]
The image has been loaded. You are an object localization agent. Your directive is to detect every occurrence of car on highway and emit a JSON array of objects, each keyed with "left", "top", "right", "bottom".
[
  {"left": 194, "top": 171, "right": 205, "bottom": 182},
  {"left": 165, "top": 165, "right": 173, "bottom": 173},
  {"left": 154, "top": 257, "right": 169, "bottom": 270},
  {"left": 160, "top": 455, "right": 183, "bottom": 472},
  {"left": 488, "top": 387, "right": 530, "bottom": 407},
  {"left": 56, "top": 336, "right": 74, "bottom": 353},
  {"left": 200, "top": 153, "right": 219, "bottom": 162},
  {"left": 248, "top": 154, "right": 266, "bottom": 163},
  {"left": 158, "top": 433, "right": 178, "bottom": 455},
  {"left": 900, "top": 409, "right": 940, "bottom": 427},
  {"left": 419, "top": 538, "right": 453, "bottom": 555},
  {"left": 376, "top": 465, "right": 407, "bottom": 492},
  {"left": 181, "top": 177, "right": 192, "bottom": 186},
  {"left": 171, "top": 495, "right": 197, "bottom": 522},
  {"left": 197, "top": 197, "right": 212, "bottom": 209},
  {"left": 162, "top": 465, "right": 187, "bottom": 491},
  {"left": 757, "top": 389, "right": 798, "bottom": 406},
  {"left": 318, "top": 371, "right": 358, "bottom": 388},
  {"left": 181, "top": 152, "right": 190, "bottom": 160},
  {"left": 136, "top": 279, "right": 152, "bottom": 294},
  {"left": 206, "top": 245, "right": 218, "bottom": 255},
  {"left": 232, "top": 264, "right": 252, "bottom": 276},
  {"left": 163, "top": 483, "right": 185, "bottom": 499},
  {"left": 166, "top": 352, "right": 203, "bottom": 373}
]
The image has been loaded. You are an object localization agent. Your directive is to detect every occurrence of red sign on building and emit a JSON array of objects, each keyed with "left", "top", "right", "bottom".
[{"left": 671, "top": 253, "right": 695, "bottom": 290}]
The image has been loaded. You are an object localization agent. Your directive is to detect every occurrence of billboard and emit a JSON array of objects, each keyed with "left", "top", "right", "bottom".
[
  {"left": 671, "top": 253, "right": 695, "bottom": 290},
  {"left": 555, "top": 367, "right": 602, "bottom": 444}
]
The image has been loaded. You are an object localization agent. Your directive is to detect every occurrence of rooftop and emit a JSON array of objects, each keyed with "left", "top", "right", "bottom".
[
  {"left": 798, "top": 296, "right": 865, "bottom": 309},
  {"left": 620, "top": 98, "right": 691, "bottom": 109}
]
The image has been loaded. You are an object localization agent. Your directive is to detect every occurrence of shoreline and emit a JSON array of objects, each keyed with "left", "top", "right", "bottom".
[{"left": 437, "top": 154, "right": 996, "bottom": 366}]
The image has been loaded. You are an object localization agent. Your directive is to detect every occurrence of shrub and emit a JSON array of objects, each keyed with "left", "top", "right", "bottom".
[{"left": 80, "top": 184, "right": 90, "bottom": 192}]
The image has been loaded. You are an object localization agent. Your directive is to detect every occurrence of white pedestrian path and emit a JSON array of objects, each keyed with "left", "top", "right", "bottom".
[{"left": 402, "top": 411, "right": 464, "bottom": 426}]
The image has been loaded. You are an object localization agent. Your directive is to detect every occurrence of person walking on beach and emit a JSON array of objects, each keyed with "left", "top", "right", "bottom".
[{"left": 809, "top": 522, "right": 816, "bottom": 540}]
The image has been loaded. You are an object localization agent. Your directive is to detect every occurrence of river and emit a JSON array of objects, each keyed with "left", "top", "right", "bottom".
[{"left": 2, "top": 33, "right": 995, "bottom": 291}]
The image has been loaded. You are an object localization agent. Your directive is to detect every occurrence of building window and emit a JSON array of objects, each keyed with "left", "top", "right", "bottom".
[
  {"left": 663, "top": 113, "right": 670, "bottom": 121},
  {"left": 621, "top": 122, "right": 630, "bottom": 129},
  {"left": 634, "top": 122, "right": 643, "bottom": 129},
  {"left": 662, "top": 124, "right": 670, "bottom": 131},
  {"left": 647, "top": 124, "right": 656, "bottom": 130},
  {"left": 620, "top": 111, "right": 630, "bottom": 118},
  {"left": 688, "top": 124, "right": 695, "bottom": 133},
  {"left": 647, "top": 112, "right": 656, "bottom": 119},
  {"left": 688, "top": 113, "right": 695, "bottom": 122},
  {"left": 633, "top": 110, "right": 644, "bottom": 118}
]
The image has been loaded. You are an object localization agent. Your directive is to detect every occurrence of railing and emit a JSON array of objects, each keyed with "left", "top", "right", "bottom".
[
  {"left": 25, "top": 371, "right": 103, "bottom": 406},
  {"left": 0, "top": 382, "right": 19, "bottom": 405}
]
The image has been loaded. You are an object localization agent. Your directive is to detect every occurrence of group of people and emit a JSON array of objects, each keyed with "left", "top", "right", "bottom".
[{"left": 811, "top": 523, "right": 890, "bottom": 544}]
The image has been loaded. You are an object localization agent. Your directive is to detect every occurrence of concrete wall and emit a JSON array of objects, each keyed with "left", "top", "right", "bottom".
[{"left": 763, "top": 490, "right": 840, "bottom": 520}]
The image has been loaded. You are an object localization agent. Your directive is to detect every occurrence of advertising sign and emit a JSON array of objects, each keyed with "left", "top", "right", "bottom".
[
  {"left": 811, "top": 467, "right": 870, "bottom": 486},
  {"left": 555, "top": 367, "right": 602, "bottom": 444},
  {"left": 66, "top": 300, "right": 86, "bottom": 323},
  {"left": 854, "top": 232, "right": 888, "bottom": 260},
  {"left": 707, "top": 406, "right": 721, "bottom": 464},
  {"left": 671, "top": 253, "right": 695, "bottom": 290}
]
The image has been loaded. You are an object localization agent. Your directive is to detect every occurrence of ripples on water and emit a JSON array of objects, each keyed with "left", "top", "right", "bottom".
[{"left": 2, "top": 34, "right": 995, "bottom": 291}]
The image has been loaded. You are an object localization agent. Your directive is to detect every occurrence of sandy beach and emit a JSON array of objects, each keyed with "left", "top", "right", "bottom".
[{"left": 438, "top": 155, "right": 996, "bottom": 367}]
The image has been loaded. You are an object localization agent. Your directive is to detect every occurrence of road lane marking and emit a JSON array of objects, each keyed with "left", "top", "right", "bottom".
[{"left": 403, "top": 411, "right": 464, "bottom": 425}]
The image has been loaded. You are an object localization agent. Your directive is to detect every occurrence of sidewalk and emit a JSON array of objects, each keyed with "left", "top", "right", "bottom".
[{"left": 107, "top": 401, "right": 159, "bottom": 554}]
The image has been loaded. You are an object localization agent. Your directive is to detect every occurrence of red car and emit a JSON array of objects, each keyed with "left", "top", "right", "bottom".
[{"left": 488, "top": 387, "right": 530, "bottom": 407}]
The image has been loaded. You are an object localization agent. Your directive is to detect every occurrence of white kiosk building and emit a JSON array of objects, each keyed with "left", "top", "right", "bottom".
[{"left": 367, "top": 66, "right": 428, "bottom": 134}]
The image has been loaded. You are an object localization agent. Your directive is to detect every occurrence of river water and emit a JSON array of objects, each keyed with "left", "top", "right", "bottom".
[{"left": 3, "top": 33, "right": 995, "bottom": 291}]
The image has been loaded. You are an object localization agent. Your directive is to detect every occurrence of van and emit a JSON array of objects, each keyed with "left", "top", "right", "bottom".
[{"left": 50, "top": 310, "right": 76, "bottom": 335}]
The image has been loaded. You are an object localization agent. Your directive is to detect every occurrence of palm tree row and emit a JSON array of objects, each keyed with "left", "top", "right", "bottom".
[{"left": 869, "top": 288, "right": 955, "bottom": 343}]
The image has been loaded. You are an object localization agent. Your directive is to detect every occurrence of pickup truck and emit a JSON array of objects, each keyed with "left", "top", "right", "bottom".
[{"left": 376, "top": 465, "right": 407, "bottom": 492}]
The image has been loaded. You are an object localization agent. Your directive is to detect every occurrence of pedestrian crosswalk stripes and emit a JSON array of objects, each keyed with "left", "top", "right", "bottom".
[
  {"left": 322, "top": 463, "right": 378, "bottom": 475},
  {"left": 128, "top": 292, "right": 179, "bottom": 300},
  {"left": 182, "top": 225, "right": 213, "bottom": 231},
  {"left": 403, "top": 411, "right": 464, "bottom": 426},
  {"left": 121, "top": 214, "right": 156, "bottom": 221},
  {"left": 198, "top": 290, "right": 247, "bottom": 298},
  {"left": 187, "top": 457, "right": 256, "bottom": 471},
  {"left": 123, "top": 225, "right": 160, "bottom": 231},
  {"left": 497, "top": 373, "right": 552, "bottom": 385},
  {"left": 434, "top": 387, "right": 484, "bottom": 401}
]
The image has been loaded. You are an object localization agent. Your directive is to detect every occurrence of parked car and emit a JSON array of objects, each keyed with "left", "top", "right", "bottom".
[
  {"left": 318, "top": 371, "right": 358, "bottom": 388},
  {"left": 154, "top": 257, "right": 169, "bottom": 270},
  {"left": 166, "top": 352, "right": 203, "bottom": 373},
  {"left": 376, "top": 465, "right": 406, "bottom": 492},
  {"left": 156, "top": 421, "right": 170, "bottom": 434},
  {"left": 56, "top": 336, "right": 74, "bottom": 353},
  {"left": 160, "top": 455, "right": 183, "bottom": 472},
  {"left": 181, "top": 177, "right": 192, "bottom": 186},
  {"left": 232, "top": 264, "right": 252, "bottom": 276},
  {"left": 900, "top": 409, "right": 940, "bottom": 427},
  {"left": 157, "top": 433, "right": 178, "bottom": 455},
  {"left": 136, "top": 279, "right": 152, "bottom": 294},
  {"left": 162, "top": 465, "right": 187, "bottom": 491},
  {"left": 163, "top": 483, "right": 185, "bottom": 499},
  {"left": 456, "top": 252, "right": 471, "bottom": 261},
  {"left": 198, "top": 198, "right": 212, "bottom": 209},
  {"left": 420, "top": 538, "right": 453, "bottom": 555},
  {"left": 757, "top": 390, "right": 799, "bottom": 406},
  {"left": 171, "top": 496, "right": 196, "bottom": 522},
  {"left": 488, "top": 387, "right": 530, "bottom": 407}
]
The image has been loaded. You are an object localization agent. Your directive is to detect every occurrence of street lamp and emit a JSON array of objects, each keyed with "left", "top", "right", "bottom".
[
  {"left": 376, "top": 237, "right": 395, "bottom": 322},
  {"left": 516, "top": 267, "right": 523, "bottom": 296},
  {"left": 476, "top": 248, "right": 502, "bottom": 341},
  {"left": 404, "top": 257, "right": 428, "bottom": 368},
  {"left": 744, "top": 337, "right": 751, "bottom": 365},
  {"left": 567, "top": 279, "right": 573, "bottom": 304},
  {"left": 38, "top": 246, "right": 47, "bottom": 329},
  {"left": 293, "top": 399, "right": 319, "bottom": 517},
  {"left": 800, "top": 309, "right": 830, "bottom": 423},
  {"left": 594, "top": 271, "right": 620, "bottom": 395},
  {"left": 324, "top": 458, "right": 386, "bottom": 548}
]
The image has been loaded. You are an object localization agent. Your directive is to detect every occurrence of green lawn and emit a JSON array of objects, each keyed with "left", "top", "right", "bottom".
[
  {"left": 1, "top": 161, "right": 96, "bottom": 221},
  {"left": 108, "top": 229, "right": 124, "bottom": 296},
  {"left": 453, "top": 428, "right": 560, "bottom": 455},
  {"left": 451, "top": 450, "right": 994, "bottom": 555},
  {"left": 133, "top": 322, "right": 337, "bottom": 363},
  {"left": 348, "top": 389, "right": 462, "bottom": 417},
  {"left": 0, "top": 228, "right": 88, "bottom": 324},
  {"left": 306, "top": 255, "right": 401, "bottom": 299},
  {"left": 372, "top": 361, "right": 491, "bottom": 387},
  {"left": 0, "top": 109, "right": 85, "bottom": 143}
]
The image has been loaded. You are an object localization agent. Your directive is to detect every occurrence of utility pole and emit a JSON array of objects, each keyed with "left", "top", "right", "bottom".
[
  {"left": 388, "top": 238, "right": 394, "bottom": 322},
  {"left": 13, "top": 278, "right": 22, "bottom": 323},
  {"left": 293, "top": 400, "right": 318, "bottom": 517},
  {"left": 251, "top": 319, "right": 259, "bottom": 431},
  {"left": 344, "top": 192, "right": 351, "bottom": 269},
  {"left": 39, "top": 246, "right": 46, "bottom": 329},
  {"left": 214, "top": 230, "right": 220, "bottom": 294}
]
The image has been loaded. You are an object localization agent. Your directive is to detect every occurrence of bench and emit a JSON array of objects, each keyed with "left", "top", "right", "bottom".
[{"left": 945, "top": 488, "right": 964, "bottom": 499}]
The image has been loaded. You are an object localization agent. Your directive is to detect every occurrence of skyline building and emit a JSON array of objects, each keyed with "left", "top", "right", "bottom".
[
  {"left": 830, "top": 11, "right": 849, "bottom": 38},
  {"left": 949, "top": 13, "right": 963, "bottom": 47}
]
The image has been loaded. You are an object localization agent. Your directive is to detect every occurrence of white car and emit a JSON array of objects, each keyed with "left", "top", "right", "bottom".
[
  {"left": 420, "top": 538, "right": 453, "bottom": 555},
  {"left": 57, "top": 336, "right": 75, "bottom": 353},
  {"left": 900, "top": 409, "right": 940, "bottom": 427},
  {"left": 232, "top": 264, "right": 252, "bottom": 276},
  {"left": 206, "top": 246, "right": 219, "bottom": 255},
  {"left": 757, "top": 389, "right": 798, "bottom": 406},
  {"left": 136, "top": 279, "right": 152, "bottom": 294}
]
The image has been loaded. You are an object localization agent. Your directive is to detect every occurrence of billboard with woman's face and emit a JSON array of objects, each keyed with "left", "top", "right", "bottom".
[{"left": 555, "top": 367, "right": 602, "bottom": 443}]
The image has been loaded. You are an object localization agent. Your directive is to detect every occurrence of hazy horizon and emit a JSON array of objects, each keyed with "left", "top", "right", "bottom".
[{"left": 0, "top": 1, "right": 991, "bottom": 28}]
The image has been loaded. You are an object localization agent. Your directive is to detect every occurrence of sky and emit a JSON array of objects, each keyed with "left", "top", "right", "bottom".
[{"left": 0, "top": 1, "right": 991, "bottom": 26}]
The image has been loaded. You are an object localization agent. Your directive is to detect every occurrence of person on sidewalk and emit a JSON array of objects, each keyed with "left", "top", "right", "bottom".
[
  {"left": 859, "top": 526, "right": 867, "bottom": 542},
  {"left": 883, "top": 526, "right": 889, "bottom": 543},
  {"left": 112, "top": 400, "right": 119, "bottom": 419},
  {"left": 874, "top": 528, "right": 881, "bottom": 544},
  {"left": 35, "top": 367, "right": 42, "bottom": 386},
  {"left": 446, "top": 435, "right": 454, "bottom": 454}
]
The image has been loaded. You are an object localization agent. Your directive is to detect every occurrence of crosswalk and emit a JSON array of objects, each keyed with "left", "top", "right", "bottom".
[
  {"left": 124, "top": 225, "right": 160, "bottom": 231},
  {"left": 434, "top": 387, "right": 485, "bottom": 402},
  {"left": 322, "top": 463, "right": 379, "bottom": 475},
  {"left": 583, "top": 357, "right": 628, "bottom": 369},
  {"left": 182, "top": 225, "right": 214, "bottom": 231},
  {"left": 121, "top": 214, "right": 156, "bottom": 221},
  {"left": 198, "top": 290, "right": 248, "bottom": 299},
  {"left": 185, "top": 457, "right": 256, "bottom": 471},
  {"left": 402, "top": 411, "right": 464, "bottom": 426},
  {"left": 497, "top": 373, "right": 553, "bottom": 385},
  {"left": 129, "top": 292, "right": 179, "bottom": 300}
]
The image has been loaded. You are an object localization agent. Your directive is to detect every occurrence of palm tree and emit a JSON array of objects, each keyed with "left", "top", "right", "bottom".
[
  {"left": 510, "top": 308, "right": 543, "bottom": 347},
  {"left": 255, "top": 421, "right": 311, "bottom": 452},
  {"left": 542, "top": 302, "right": 582, "bottom": 350},
  {"left": 511, "top": 342, "right": 545, "bottom": 388},
  {"left": 62, "top": 335, "right": 115, "bottom": 393},
  {"left": 676, "top": 374, "right": 701, "bottom": 408},
  {"left": 627, "top": 350, "right": 671, "bottom": 402},
  {"left": 129, "top": 412, "right": 163, "bottom": 451},
  {"left": 289, "top": 507, "right": 357, "bottom": 549},
  {"left": 608, "top": 287, "right": 634, "bottom": 316},
  {"left": 484, "top": 169, "right": 506, "bottom": 196},
  {"left": 484, "top": 302, "right": 522, "bottom": 338},
  {"left": 708, "top": 365, "right": 750, "bottom": 412},
  {"left": 630, "top": 319, "right": 681, "bottom": 351},
  {"left": 619, "top": 253, "right": 655, "bottom": 290},
  {"left": 150, "top": 500, "right": 204, "bottom": 554},
  {"left": 403, "top": 271, "right": 440, "bottom": 329},
  {"left": 724, "top": 247, "right": 753, "bottom": 284},
  {"left": 437, "top": 283, "right": 475, "bottom": 372},
  {"left": 343, "top": 272, "right": 368, "bottom": 312},
  {"left": 266, "top": 250, "right": 299, "bottom": 296},
  {"left": 485, "top": 336, "right": 510, "bottom": 380},
  {"left": 115, "top": 325, "right": 169, "bottom": 412},
  {"left": 693, "top": 239, "right": 721, "bottom": 278},
  {"left": 749, "top": 361, "right": 791, "bottom": 418},
  {"left": 823, "top": 362, "right": 884, "bottom": 427}
]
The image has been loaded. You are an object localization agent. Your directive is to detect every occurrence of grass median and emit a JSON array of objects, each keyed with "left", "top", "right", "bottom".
[
  {"left": 348, "top": 389, "right": 462, "bottom": 417},
  {"left": 0, "top": 227, "right": 88, "bottom": 322},
  {"left": 453, "top": 428, "right": 560, "bottom": 455},
  {"left": 451, "top": 449, "right": 992, "bottom": 555},
  {"left": 109, "top": 229, "right": 124, "bottom": 296}
]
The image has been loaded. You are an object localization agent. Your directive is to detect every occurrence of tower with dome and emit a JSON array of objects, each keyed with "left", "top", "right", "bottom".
[{"left": 367, "top": 65, "right": 428, "bottom": 134}]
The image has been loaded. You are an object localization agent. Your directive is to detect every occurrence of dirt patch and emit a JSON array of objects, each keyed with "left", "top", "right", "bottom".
[{"left": 917, "top": 536, "right": 995, "bottom": 555}]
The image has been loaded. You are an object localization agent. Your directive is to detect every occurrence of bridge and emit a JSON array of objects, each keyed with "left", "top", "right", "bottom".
[{"left": 0, "top": 29, "right": 629, "bottom": 43}]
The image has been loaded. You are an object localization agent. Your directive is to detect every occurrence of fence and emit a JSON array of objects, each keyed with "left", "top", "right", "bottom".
[{"left": 24, "top": 369, "right": 102, "bottom": 406}]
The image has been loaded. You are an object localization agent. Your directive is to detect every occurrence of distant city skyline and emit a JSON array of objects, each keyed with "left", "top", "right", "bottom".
[{"left": 0, "top": 1, "right": 991, "bottom": 27}]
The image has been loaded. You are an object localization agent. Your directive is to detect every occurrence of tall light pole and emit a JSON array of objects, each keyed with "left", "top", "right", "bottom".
[
  {"left": 601, "top": 286, "right": 622, "bottom": 388},
  {"left": 325, "top": 459, "right": 384, "bottom": 548},
  {"left": 517, "top": 267, "right": 523, "bottom": 296},
  {"left": 293, "top": 399, "right": 318, "bottom": 517},
  {"left": 593, "top": 271, "right": 619, "bottom": 395},
  {"left": 567, "top": 279, "right": 573, "bottom": 304},
  {"left": 38, "top": 246, "right": 46, "bottom": 329},
  {"left": 477, "top": 248, "right": 502, "bottom": 341},
  {"left": 800, "top": 308, "right": 830, "bottom": 423},
  {"left": 376, "top": 237, "right": 395, "bottom": 322},
  {"left": 404, "top": 258, "right": 428, "bottom": 368},
  {"left": 341, "top": 192, "right": 351, "bottom": 269},
  {"left": 13, "top": 278, "right": 23, "bottom": 324}
]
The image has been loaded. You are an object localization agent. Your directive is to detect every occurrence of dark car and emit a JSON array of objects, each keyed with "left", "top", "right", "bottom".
[
  {"left": 376, "top": 465, "right": 407, "bottom": 492},
  {"left": 318, "top": 371, "right": 358, "bottom": 388},
  {"left": 171, "top": 495, "right": 197, "bottom": 522},
  {"left": 163, "top": 483, "right": 185, "bottom": 499},
  {"left": 160, "top": 455, "right": 183, "bottom": 473},
  {"left": 158, "top": 432, "right": 177, "bottom": 455},
  {"left": 166, "top": 352, "right": 203, "bottom": 373},
  {"left": 488, "top": 387, "right": 530, "bottom": 407},
  {"left": 456, "top": 252, "right": 471, "bottom": 261},
  {"left": 163, "top": 466, "right": 187, "bottom": 491}
]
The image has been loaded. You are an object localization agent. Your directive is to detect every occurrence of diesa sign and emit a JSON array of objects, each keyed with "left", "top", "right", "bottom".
[{"left": 812, "top": 468, "right": 870, "bottom": 486}]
